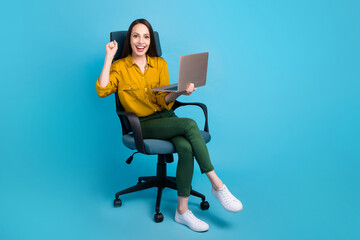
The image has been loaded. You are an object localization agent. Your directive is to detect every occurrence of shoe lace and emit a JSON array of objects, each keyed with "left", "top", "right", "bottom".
[
  {"left": 187, "top": 211, "right": 203, "bottom": 224},
  {"left": 218, "top": 188, "right": 236, "bottom": 206}
]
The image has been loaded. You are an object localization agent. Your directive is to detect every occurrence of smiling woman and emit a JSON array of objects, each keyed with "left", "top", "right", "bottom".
[{"left": 96, "top": 18, "right": 243, "bottom": 232}]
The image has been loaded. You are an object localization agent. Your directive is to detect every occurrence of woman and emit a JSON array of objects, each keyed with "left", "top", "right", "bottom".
[{"left": 96, "top": 19, "right": 242, "bottom": 232}]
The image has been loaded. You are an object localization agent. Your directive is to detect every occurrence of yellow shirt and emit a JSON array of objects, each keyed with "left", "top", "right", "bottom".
[{"left": 96, "top": 54, "right": 174, "bottom": 117}]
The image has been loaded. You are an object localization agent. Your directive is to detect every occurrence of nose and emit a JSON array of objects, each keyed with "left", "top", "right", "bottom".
[{"left": 139, "top": 36, "right": 144, "bottom": 44}]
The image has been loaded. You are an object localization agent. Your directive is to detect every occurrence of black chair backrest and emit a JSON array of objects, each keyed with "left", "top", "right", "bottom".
[{"left": 110, "top": 31, "right": 162, "bottom": 135}]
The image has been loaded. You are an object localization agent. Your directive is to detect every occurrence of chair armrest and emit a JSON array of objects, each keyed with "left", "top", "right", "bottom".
[
  {"left": 172, "top": 100, "right": 209, "bottom": 133},
  {"left": 116, "top": 110, "right": 147, "bottom": 154}
]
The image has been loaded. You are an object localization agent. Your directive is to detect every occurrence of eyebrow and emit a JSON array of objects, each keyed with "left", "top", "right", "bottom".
[{"left": 132, "top": 32, "right": 150, "bottom": 36}]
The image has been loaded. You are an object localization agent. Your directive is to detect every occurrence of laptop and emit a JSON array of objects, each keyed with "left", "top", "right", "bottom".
[{"left": 151, "top": 52, "right": 209, "bottom": 92}]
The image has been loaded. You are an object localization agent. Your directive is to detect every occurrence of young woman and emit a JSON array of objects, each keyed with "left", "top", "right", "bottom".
[{"left": 96, "top": 19, "right": 242, "bottom": 232}]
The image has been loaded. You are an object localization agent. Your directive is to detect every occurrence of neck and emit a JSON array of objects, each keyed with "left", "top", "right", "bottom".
[{"left": 131, "top": 54, "right": 147, "bottom": 64}]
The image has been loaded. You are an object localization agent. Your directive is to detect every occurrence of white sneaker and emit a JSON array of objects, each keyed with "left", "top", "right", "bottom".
[
  {"left": 212, "top": 184, "right": 243, "bottom": 212},
  {"left": 175, "top": 210, "right": 209, "bottom": 232}
]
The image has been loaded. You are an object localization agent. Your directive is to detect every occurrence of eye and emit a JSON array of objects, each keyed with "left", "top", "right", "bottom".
[
  {"left": 132, "top": 34, "right": 138, "bottom": 38},
  {"left": 145, "top": 36, "right": 150, "bottom": 39}
]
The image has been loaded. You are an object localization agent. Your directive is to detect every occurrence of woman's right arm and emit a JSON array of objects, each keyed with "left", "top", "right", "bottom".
[{"left": 98, "top": 40, "right": 118, "bottom": 87}]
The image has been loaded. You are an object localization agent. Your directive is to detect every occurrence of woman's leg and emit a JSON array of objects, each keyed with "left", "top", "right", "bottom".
[{"left": 170, "top": 136, "right": 194, "bottom": 197}]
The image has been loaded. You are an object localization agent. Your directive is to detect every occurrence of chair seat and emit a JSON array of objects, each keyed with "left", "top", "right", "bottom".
[{"left": 122, "top": 131, "right": 211, "bottom": 155}]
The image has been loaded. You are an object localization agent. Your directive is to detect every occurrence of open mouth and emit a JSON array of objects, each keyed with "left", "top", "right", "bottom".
[{"left": 136, "top": 46, "right": 146, "bottom": 52}]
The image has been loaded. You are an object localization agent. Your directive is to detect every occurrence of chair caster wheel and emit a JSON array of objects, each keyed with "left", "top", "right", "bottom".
[
  {"left": 200, "top": 201, "right": 210, "bottom": 210},
  {"left": 154, "top": 212, "right": 164, "bottom": 223},
  {"left": 114, "top": 198, "right": 122, "bottom": 207}
]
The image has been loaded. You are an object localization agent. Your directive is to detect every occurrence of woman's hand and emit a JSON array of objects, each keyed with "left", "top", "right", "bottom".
[
  {"left": 182, "top": 83, "right": 196, "bottom": 95},
  {"left": 164, "top": 83, "right": 196, "bottom": 104},
  {"left": 105, "top": 40, "right": 118, "bottom": 59}
]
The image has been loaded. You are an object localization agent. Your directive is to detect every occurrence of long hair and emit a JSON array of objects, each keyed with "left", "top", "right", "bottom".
[{"left": 121, "top": 19, "right": 159, "bottom": 58}]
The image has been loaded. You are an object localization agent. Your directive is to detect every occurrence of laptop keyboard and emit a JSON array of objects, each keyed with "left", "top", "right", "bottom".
[{"left": 167, "top": 86, "right": 178, "bottom": 91}]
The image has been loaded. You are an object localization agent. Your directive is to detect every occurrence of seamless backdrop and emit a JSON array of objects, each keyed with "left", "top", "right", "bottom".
[{"left": 1, "top": 0, "right": 359, "bottom": 239}]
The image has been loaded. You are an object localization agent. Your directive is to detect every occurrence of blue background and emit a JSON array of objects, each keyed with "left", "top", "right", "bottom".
[{"left": 1, "top": 0, "right": 359, "bottom": 239}]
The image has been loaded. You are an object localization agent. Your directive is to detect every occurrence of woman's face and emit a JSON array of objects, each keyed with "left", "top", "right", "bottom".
[{"left": 130, "top": 23, "right": 150, "bottom": 58}]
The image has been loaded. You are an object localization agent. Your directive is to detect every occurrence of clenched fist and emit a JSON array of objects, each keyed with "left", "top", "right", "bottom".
[{"left": 105, "top": 40, "right": 118, "bottom": 59}]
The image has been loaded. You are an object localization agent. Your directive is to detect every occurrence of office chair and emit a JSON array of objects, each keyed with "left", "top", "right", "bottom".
[{"left": 110, "top": 31, "right": 211, "bottom": 223}]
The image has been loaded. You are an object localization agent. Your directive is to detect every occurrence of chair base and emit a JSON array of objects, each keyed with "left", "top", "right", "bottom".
[{"left": 114, "top": 154, "right": 209, "bottom": 222}]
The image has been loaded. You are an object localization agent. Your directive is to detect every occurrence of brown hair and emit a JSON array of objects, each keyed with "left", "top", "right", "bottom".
[{"left": 121, "top": 19, "right": 159, "bottom": 58}]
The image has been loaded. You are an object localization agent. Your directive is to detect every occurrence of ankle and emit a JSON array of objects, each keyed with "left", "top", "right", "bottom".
[
  {"left": 212, "top": 183, "right": 225, "bottom": 191},
  {"left": 177, "top": 207, "right": 189, "bottom": 215}
]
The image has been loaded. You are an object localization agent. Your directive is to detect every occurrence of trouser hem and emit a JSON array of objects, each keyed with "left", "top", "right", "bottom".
[
  {"left": 177, "top": 193, "right": 191, "bottom": 197},
  {"left": 177, "top": 190, "right": 191, "bottom": 197},
  {"left": 201, "top": 166, "right": 214, "bottom": 174}
]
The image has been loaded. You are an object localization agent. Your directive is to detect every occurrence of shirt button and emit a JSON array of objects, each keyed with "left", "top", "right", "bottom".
[
  {"left": 145, "top": 88, "right": 147, "bottom": 90},
  {"left": 128, "top": 87, "right": 131, "bottom": 89},
  {"left": 154, "top": 109, "right": 157, "bottom": 112}
]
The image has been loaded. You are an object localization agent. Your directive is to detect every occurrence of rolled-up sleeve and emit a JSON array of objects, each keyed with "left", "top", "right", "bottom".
[
  {"left": 96, "top": 64, "right": 120, "bottom": 97},
  {"left": 155, "top": 60, "right": 174, "bottom": 110}
]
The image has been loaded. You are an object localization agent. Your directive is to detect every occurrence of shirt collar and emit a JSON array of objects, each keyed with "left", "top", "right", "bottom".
[{"left": 125, "top": 54, "right": 155, "bottom": 68}]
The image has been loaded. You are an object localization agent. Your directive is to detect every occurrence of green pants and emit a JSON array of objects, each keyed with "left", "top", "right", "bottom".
[{"left": 139, "top": 109, "right": 214, "bottom": 196}]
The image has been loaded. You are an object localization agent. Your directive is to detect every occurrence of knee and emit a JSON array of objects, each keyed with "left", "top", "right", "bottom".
[{"left": 183, "top": 118, "right": 198, "bottom": 131}]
